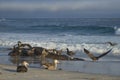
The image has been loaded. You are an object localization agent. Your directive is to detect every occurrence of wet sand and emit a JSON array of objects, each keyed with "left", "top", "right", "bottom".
[{"left": 0, "top": 64, "right": 120, "bottom": 80}]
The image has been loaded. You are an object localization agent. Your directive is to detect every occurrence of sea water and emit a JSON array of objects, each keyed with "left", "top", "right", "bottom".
[{"left": 0, "top": 18, "right": 120, "bottom": 76}]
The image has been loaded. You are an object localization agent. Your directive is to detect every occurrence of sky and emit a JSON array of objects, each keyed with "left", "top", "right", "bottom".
[{"left": 0, "top": 0, "right": 120, "bottom": 18}]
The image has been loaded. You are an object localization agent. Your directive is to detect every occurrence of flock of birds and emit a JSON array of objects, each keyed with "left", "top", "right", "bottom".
[{"left": 8, "top": 41, "right": 117, "bottom": 72}]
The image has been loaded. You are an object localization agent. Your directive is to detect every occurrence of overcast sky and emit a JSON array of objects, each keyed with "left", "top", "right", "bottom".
[{"left": 0, "top": 0, "right": 120, "bottom": 18}]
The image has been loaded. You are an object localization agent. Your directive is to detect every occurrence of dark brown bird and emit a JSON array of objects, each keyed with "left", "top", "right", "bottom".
[
  {"left": 84, "top": 48, "right": 112, "bottom": 61},
  {"left": 106, "top": 42, "right": 117, "bottom": 46},
  {"left": 17, "top": 61, "right": 29, "bottom": 72},
  {"left": 66, "top": 48, "right": 75, "bottom": 56},
  {"left": 66, "top": 48, "right": 75, "bottom": 59}
]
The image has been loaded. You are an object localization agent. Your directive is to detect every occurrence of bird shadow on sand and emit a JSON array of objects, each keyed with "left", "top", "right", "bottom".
[{"left": 3, "top": 68, "right": 16, "bottom": 72}]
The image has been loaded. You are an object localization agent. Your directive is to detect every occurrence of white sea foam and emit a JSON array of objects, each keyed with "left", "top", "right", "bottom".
[
  {"left": 115, "top": 28, "right": 120, "bottom": 35},
  {"left": 114, "top": 26, "right": 120, "bottom": 35}
]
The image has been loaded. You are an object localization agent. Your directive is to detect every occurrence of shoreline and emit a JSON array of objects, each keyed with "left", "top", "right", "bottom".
[{"left": 0, "top": 64, "right": 120, "bottom": 80}]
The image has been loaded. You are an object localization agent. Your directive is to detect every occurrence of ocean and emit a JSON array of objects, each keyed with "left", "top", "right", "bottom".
[{"left": 0, "top": 18, "right": 120, "bottom": 76}]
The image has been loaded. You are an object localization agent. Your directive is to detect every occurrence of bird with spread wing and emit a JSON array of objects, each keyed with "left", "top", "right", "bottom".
[{"left": 84, "top": 48, "right": 112, "bottom": 61}]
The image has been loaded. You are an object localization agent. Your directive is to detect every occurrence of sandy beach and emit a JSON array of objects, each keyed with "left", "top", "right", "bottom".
[{"left": 0, "top": 64, "right": 120, "bottom": 80}]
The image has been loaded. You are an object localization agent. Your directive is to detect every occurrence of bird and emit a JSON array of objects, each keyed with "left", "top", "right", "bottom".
[
  {"left": 16, "top": 61, "right": 29, "bottom": 72},
  {"left": 42, "top": 59, "right": 59, "bottom": 70},
  {"left": 53, "top": 49, "right": 63, "bottom": 55},
  {"left": 33, "top": 47, "right": 48, "bottom": 56},
  {"left": 106, "top": 42, "right": 117, "bottom": 46},
  {"left": 47, "top": 49, "right": 63, "bottom": 55},
  {"left": 83, "top": 48, "right": 112, "bottom": 61},
  {"left": 66, "top": 48, "right": 75, "bottom": 59}
]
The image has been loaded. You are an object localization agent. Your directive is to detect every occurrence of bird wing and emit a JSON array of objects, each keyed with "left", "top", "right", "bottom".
[
  {"left": 97, "top": 49, "right": 112, "bottom": 58},
  {"left": 84, "top": 48, "right": 96, "bottom": 60},
  {"left": 17, "top": 66, "right": 27, "bottom": 72}
]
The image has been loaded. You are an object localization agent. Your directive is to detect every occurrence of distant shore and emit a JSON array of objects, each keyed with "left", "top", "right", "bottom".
[{"left": 0, "top": 64, "right": 120, "bottom": 80}]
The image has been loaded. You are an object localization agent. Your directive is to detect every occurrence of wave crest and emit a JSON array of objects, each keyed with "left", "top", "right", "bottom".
[{"left": 114, "top": 26, "right": 120, "bottom": 35}]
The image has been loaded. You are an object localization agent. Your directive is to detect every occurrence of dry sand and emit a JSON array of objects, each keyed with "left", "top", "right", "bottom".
[{"left": 0, "top": 64, "right": 120, "bottom": 80}]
